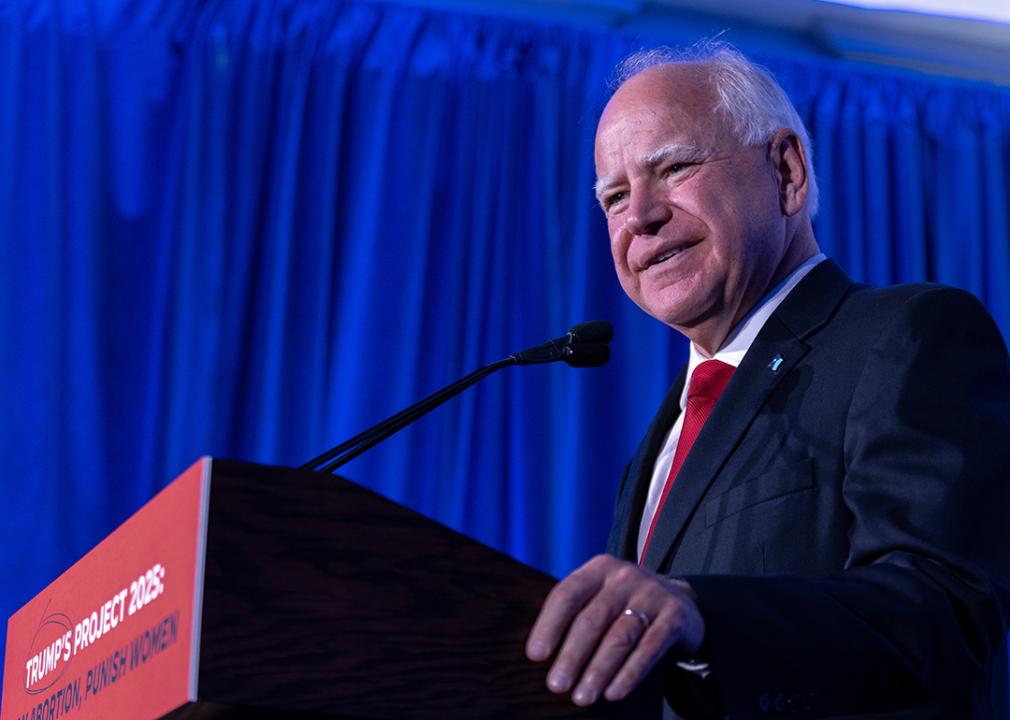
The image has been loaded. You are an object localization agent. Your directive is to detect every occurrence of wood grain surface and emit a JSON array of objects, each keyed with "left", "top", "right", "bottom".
[{"left": 175, "top": 460, "right": 662, "bottom": 719}]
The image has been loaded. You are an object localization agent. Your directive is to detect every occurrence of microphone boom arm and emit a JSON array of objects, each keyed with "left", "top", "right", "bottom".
[
  {"left": 300, "top": 321, "right": 612, "bottom": 474},
  {"left": 300, "top": 357, "right": 514, "bottom": 474}
]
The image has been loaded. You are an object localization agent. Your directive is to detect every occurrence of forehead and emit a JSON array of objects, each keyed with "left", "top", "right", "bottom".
[{"left": 594, "top": 64, "right": 730, "bottom": 169}]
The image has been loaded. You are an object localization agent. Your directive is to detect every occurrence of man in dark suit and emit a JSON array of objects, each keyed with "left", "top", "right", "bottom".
[{"left": 525, "top": 42, "right": 1010, "bottom": 718}]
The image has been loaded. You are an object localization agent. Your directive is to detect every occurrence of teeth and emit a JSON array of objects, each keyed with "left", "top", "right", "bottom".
[{"left": 654, "top": 249, "right": 681, "bottom": 265}]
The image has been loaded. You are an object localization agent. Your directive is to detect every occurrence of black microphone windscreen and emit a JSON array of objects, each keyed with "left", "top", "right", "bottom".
[
  {"left": 568, "top": 321, "right": 613, "bottom": 344},
  {"left": 564, "top": 343, "right": 610, "bottom": 368}
]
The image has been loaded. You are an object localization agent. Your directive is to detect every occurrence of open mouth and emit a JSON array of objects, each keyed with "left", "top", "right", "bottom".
[
  {"left": 646, "top": 242, "right": 697, "bottom": 269},
  {"left": 652, "top": 248, "right": 682, "bottom": 265}
]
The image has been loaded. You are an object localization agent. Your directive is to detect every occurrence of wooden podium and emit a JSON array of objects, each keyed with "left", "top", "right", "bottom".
[{"left": 2, "top": 459, "right": 661, "bottom": 719}]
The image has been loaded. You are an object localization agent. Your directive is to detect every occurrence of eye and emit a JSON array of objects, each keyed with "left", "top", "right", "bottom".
[
  {"left": 601, "top": 190, "right": 628, "bottom": 215},
  {"left": 663, "top": 161, "right": 695, "bottom": 178}
]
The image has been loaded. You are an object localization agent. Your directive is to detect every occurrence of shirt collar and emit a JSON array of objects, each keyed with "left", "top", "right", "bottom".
[{"left": 680, "top": 253, "right": 827, "bottom": 410}]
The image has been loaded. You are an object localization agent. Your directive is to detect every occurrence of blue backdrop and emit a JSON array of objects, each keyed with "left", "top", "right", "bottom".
[{"left": 2, "top": 0, "right": 1010, "bottom": 682}]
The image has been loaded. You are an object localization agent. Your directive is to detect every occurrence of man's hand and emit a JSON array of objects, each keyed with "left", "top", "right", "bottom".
[{"left": 525, "top": 554, "right": 705, "bottom": 706}]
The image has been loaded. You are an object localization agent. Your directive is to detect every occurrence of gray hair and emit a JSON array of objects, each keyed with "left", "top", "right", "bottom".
[{"left": 612, "top": 41, "right": 819, "bottom": 217}]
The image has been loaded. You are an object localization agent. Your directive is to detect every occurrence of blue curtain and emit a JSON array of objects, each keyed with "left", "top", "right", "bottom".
[{"left": 2, "top": 0, "right": 1010, "bottom": 675}]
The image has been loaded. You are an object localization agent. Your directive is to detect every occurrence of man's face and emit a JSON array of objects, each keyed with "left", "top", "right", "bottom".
[{"left": 595, "top": 64, "right": 789, "bottom": 345}]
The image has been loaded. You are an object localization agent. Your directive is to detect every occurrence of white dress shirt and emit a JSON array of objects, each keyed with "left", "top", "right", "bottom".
[{"left": 636, "top": 254, "right": 827, "bottom": 561}]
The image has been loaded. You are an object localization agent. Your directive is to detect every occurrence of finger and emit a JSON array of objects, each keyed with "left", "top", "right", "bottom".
[
  {"left": 569, "top": 608, "right": 649, "bottom": 706},
  {"left": 603, "top": 603, "right": 686, "bottom": 701},
  {"left": 544, "top": 569, "right": 637, "bottom": 693},
  {"left": 526, "top": 556, "right": 611, "bottom": 662}
]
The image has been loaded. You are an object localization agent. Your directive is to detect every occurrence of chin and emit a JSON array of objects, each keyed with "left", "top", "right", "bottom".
[
  {"left": 640, "top": 287, "right": 694, "bottom": 320},
  {"left": 642, "top": 303, "right": 695, "bottom": 330}
]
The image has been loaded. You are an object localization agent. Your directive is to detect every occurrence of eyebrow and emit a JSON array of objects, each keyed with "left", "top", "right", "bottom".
[
  {"left": 594, "top": 142, "right": 708, "bottom": 201},
  {"left": 639, "top": 142, "right": 706, "bottom": 168}
]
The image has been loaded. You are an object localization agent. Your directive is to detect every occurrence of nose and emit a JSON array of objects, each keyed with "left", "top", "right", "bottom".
[{"left": 624, "top": 187, "right": 671, "bottom": 236}]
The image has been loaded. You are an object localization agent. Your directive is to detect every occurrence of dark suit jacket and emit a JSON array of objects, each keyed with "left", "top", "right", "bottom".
[{"left": 606, "top": 261, "right": 1010, "bottom": 719}]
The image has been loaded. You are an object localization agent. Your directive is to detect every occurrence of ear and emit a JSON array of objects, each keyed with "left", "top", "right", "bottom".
[{"left": 769, "top": 128, "right": 809, "bottom": 217}]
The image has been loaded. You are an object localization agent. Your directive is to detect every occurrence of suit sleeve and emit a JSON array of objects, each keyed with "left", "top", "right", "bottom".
[{"left": 680, "top": 287, "right": 1010, "bottom": 719}]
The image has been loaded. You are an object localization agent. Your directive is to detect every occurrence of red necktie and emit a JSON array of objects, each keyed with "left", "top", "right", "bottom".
[{"left": 640, "top": 359, "right": 736, "bottom": 562}]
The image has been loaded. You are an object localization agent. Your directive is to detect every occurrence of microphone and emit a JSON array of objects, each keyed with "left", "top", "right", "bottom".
[
  {"left": 300, "top": 321, "right": 613, "bottom": 474},
  {"left": 510, "top": 320, "right": 613, "bottom": 367}
]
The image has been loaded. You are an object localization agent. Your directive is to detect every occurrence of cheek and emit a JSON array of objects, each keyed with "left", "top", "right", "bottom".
[
  {"left": 608, "top": 241, "right": 637, "bottom": 305},
  {"left": 608, "top": 227, "right": 634, "bottom": 278}
]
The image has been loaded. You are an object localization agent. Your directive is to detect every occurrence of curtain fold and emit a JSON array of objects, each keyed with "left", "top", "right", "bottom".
[{"left": 3, "top": 0, "right": 1010, "bottom": 669}]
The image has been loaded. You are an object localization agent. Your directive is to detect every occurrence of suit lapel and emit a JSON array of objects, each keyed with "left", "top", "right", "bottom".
[
  {"left": 609, "top": 365, "right": 687, "bottom": 560},
  {"left": 640, "top": 260, "right": 855, "bottom": 570}
]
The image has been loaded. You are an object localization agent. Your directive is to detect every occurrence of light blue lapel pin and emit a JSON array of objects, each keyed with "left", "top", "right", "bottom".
[{"left": 769, "top": 354, "right": 784, "bottom": 373}]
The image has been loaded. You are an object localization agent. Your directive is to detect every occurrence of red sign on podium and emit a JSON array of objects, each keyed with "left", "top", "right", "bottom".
[{"left": 2, "top": 459, "right": 212, "bottom": 720}]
